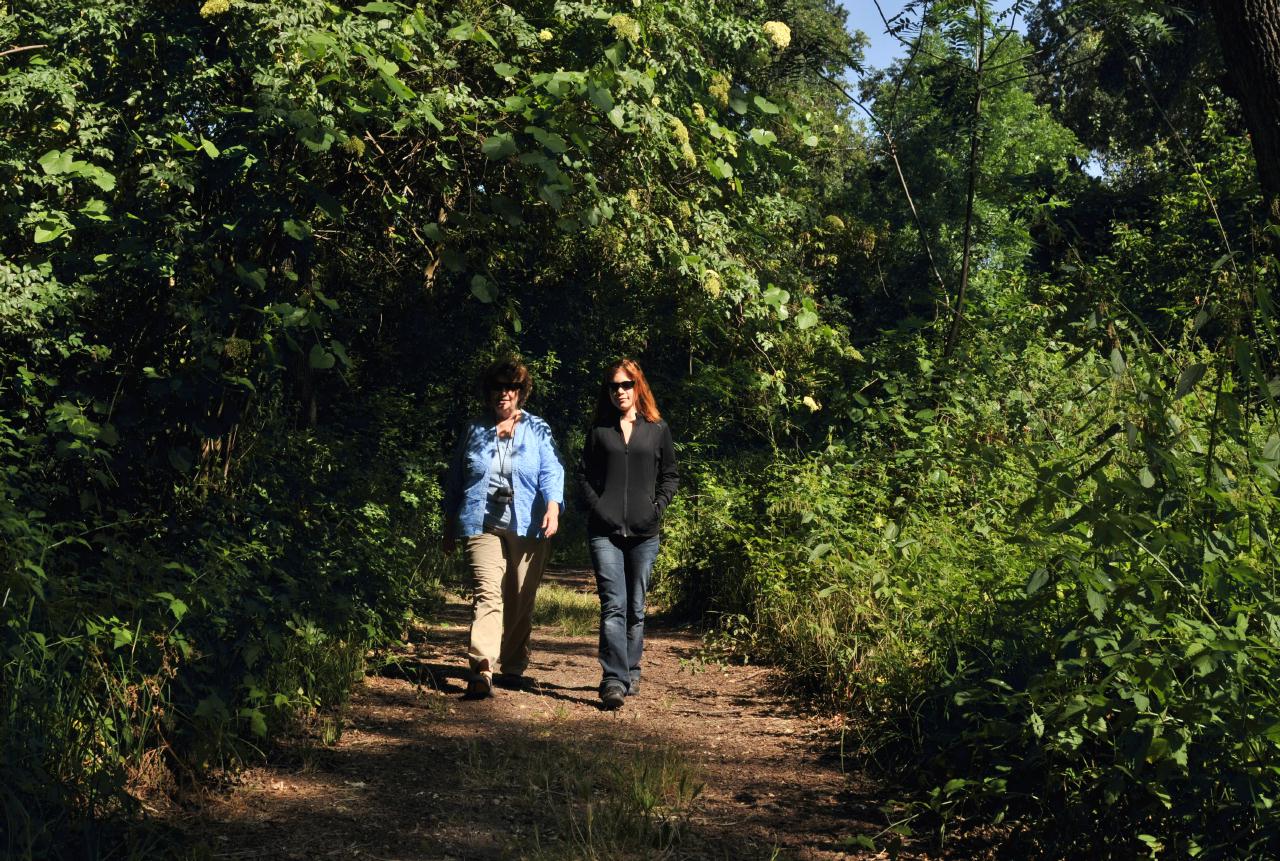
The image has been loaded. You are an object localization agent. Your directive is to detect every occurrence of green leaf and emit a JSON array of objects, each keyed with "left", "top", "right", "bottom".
[
  {"left": 377, "top": 67, "right": 416, "bottom": 101},
  {"left": 603, "top": 41, "right": 627, "bottom": 66},
  {"left": 112, "top": 626, "right": 134, "bottom": 649},
  {"left": 200, "top": 136, "right": 220, "bottom": 158},
  {"left": 33, "top": 224, "right": 66, "bottom": 243},
  {"left": 80, "top": 199, "right": 110, "bottom": 220},
  {"left": 171, "top": 133, "right": 198, "bottom": 151},
  {"left": 1174, "top": 363, "right": 1207, "bottom": 398},
  {"left": 282, "top": 219, "right": 312, "bottom": 240},
  {"left": 1138, "top": 466, "right": 1156, "bottom": 488},
  {"left": 235, "top": 264, "right": 267, "bottom": 290},
  {"left": 357, "top": 1, "right": 399, "bottom": 13},
  {"left": 607, "top": 106, "right": 626, "bottom": 129},
  {"left": 493, "top": 62, "right": 518, "bottom": 78},
  {"left": 762, "top": 285, "right": 789, "bottom": 307},
  {"left": 239, "top": 707, "right": 268, "bottom": 737},
  {"left": 309, "top": 344, "right": 336, "bottom": 369},
  {"left": 589, "top": 84, "right": 614, "bottom": 112},
  {"left": 37, "top": 149, "right": 71, "bottom": 174},
  {"left": 470, "top": 274, "right": 497, "bottom": 303},
  {"left": 1086, "top": 588, "right": 1107, "bottom": 619},
  {"left": 446, "top": 22, "right": 474, "bottom": 40},
  {"left": 526, "top": 126, "right": 569, "bottom": 153},
  {"left": 808, "top": 543, "right": 832, "bottom": 562},
  {"left": 481, "top": 133, "right": 517, "bottom": 160},
  {"left": 195, "top": 694, "right": 228, "bottom": 721},
  {"left": 539, "top": 182, "right": 566, "bottom": 210},
  {"left": 1109, "top": 347, "right": 1126, "bottom": 376},
  {"left": 747, "top": 127, "right": 777, "bottom": 146},
  {"left": 1025, "top": 567, "right": 1049, "bottom": 596},
  {"left": 708, "top": 157, "right": 734, "bottom": 180},
  {"left": 802, "top": 134, "right": 819, "bottom": 147},
  {"left": 796, "top": 310, "right": 818, "bottom": 329},
  {"left": 753, "top": 95, "right": 780, "bottom": 114}
]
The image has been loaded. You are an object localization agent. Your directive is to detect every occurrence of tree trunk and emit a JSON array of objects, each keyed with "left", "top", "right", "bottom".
[
  {"left": 1210, "top": 0, "right": 1280, "bottom": 223},
  {"left": 943, "top": 2, "right": 986, "bottom": 359}
]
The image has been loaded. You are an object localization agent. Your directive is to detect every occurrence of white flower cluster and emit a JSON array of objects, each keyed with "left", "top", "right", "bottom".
[
  {"left": 200, "top": 0, "right": 231, "bottom": 17},
  {"left": 762, "top": 21, "right": 791, "bottom": 50}
]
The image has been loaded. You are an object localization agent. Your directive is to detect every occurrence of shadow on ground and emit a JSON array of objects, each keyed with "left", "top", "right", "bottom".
[{"left": 172, "top": 569, "right": 900, "bottom": 860}]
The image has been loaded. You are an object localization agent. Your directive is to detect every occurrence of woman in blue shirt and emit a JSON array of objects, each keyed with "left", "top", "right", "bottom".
[{"left": 443, "top": 358, "right": 564, "bottom": 698}]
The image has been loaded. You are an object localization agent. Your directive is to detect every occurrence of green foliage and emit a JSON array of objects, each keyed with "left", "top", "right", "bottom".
[
  {"left": 6, "top": 0, "right": 1280, "bottom": 856},
  {"left": 1, "top": 0, "right": 855, "bottom": 853}
]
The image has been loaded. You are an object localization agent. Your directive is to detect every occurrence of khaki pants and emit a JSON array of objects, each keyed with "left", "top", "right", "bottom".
[{"left": 464, "top": 531, "right": 549, "bottom": 677}]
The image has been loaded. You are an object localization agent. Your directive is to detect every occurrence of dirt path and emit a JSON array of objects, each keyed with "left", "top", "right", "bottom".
[{"left": 176, "top": 570, "right": 903, "bottom": 860}]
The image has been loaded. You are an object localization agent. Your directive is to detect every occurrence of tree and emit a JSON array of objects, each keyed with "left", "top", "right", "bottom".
[{"left": 1209, "top": 0, "right": 1280, "bottom": 222}]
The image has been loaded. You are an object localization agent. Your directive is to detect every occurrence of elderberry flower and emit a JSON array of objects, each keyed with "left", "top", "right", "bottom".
[{"left": 762, "top": 21, "right": 791, "bottom": 50}]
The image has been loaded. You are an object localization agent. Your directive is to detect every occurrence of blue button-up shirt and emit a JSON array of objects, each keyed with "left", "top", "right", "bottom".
[{"left": 443, "top": 412, "right": 564, "bottom": 539}]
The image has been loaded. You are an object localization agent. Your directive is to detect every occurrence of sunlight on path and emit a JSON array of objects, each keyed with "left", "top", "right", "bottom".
[{"left": 178, "top": 570, "right": 892, "bottom": 860}]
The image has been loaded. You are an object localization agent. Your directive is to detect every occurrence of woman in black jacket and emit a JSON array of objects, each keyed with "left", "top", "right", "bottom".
[{"left": 578, "top": 358, "right": 678, "bottom": 710}]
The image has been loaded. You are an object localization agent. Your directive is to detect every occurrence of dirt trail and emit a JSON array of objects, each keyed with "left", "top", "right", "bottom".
[{"left": 176, "top": 569, "right": 899, "bottom": 860}]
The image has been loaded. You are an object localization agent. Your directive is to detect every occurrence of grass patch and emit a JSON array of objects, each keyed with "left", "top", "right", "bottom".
[
  {"left": 533, "top": 584, "right": 598, "bottom": 636},
  {"left": 462, "top": 729, "right": 710, "bottom": 859}
]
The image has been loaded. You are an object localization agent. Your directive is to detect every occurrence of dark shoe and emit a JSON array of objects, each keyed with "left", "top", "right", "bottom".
[
  {"left": 600, "top": 681, "right": 626, "bottom": 710},
  {"left": 626, "top": 679, "right": 639, "bottom": 697},
  {"left": 465, "top": 671, "right": 493, "bottom": 699},
  {"left": 494, "top": 673, "right": 531, "bottom": 691}
]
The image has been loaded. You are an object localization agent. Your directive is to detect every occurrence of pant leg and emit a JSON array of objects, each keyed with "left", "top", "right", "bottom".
[
  {"left": 464, "top": 532, "right": 507, "bottom": 675},
  {"left": 590, "top": 535, "right": 629, "bottom": 688},
  {"left": 623, "top": 535, "right": 661, "bottom": 689},
  {"left": 498, "top": 534, "right": 549, "bottom": 676}
]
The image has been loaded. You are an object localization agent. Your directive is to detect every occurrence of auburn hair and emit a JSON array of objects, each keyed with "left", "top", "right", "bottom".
[{"left": 593, "top": 358, "right": 662, "bottom": 425}]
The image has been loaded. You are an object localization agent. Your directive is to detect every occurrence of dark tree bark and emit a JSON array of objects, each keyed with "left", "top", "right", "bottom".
[{"left": 1210, "top": 0, "right": 1280, "bottom": 222}]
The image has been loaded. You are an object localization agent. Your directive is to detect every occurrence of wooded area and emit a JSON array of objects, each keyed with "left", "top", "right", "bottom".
[{"left": 3, "top": 0, "right": 1280, "bottom": 856}]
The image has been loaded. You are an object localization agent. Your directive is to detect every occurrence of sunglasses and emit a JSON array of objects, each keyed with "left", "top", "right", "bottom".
[
  {"left": 608, "top": 380, "right": 636, "bottom": 392},
  {"left": 489, "top": 382, "right": 522, "bottom": 393}
]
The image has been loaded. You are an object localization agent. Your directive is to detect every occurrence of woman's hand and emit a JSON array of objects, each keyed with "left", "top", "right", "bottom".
[{"left": 541, "top": 501, "right": 560, "bottom": 538}]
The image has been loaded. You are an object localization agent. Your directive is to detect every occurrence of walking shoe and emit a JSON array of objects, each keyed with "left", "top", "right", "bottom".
[
  {"left": 626, "top": 679, "right": 639, "bottom": 697},
  {"left": 494, "top": 672, "right": 530, "bottom": 691},
  {"left": 465, "top": 671, "right": 493, "bottom": 699},
  {"left": 600, "top": 681, "right": 626, "bottom": 710}
]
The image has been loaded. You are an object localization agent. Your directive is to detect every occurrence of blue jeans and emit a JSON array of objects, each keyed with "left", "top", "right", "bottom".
[{"left": 589, "top": 534, "right": 660, "bottom": 692}]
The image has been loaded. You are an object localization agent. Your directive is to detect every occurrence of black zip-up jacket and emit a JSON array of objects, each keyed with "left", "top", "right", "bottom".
[{"left": 578, "top": 416, "right": 679, "bottom": 538}]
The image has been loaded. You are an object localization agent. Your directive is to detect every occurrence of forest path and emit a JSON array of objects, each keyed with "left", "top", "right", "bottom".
[{"left": 177, "top": 569, "right": 898, "bottom": 860}]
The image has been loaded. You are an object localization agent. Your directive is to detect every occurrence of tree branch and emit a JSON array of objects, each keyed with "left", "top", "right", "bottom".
[{"left": 0, "top": 44, "right": 48, "bottom": 59}]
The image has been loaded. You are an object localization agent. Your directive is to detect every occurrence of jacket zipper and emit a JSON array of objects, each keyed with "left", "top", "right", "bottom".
[{"left": 621, "top": 427, "right": 629, "bottom": 537}]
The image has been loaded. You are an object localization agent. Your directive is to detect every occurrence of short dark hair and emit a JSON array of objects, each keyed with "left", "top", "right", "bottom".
[{"left": 480, "top": 357, "right": 532, "bottom": 406}]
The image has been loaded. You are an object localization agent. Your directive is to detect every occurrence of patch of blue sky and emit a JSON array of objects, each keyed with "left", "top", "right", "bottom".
[{"left": 841, "top": 1, "right": 1028, "bottom": 73}]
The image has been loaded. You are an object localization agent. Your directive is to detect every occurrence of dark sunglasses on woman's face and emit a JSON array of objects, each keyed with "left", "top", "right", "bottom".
[
  {"left": 489, "top": 382, "right": 522, "bottom": 393},
  {"left": 609, "top": 380, "right": 636, "bottom": 392}
]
